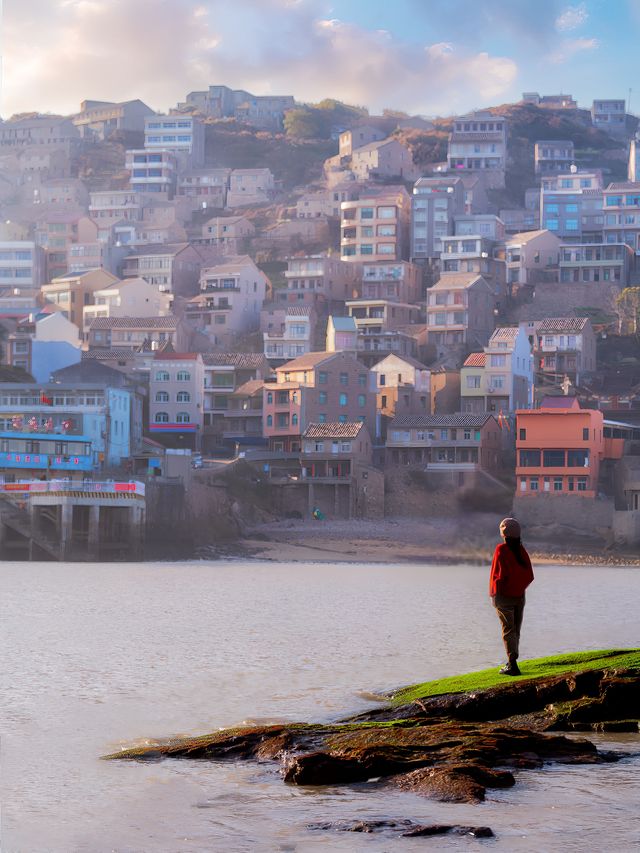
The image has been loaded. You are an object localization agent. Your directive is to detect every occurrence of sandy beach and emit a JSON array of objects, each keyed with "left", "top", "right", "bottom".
[{"left": 220, "top": 515, "right": 640, "bottom": 567}]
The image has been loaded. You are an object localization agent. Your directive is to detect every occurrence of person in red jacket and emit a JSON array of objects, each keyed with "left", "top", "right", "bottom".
[{"left": 489, "top": 517, "right": 534, "bottom": 676}]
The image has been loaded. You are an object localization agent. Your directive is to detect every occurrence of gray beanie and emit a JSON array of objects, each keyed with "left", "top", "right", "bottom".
[{"left": 500, "top": 517, "right": 521, "bottom": 538}]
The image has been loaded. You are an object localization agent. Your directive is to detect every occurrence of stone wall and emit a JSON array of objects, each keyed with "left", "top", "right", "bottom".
[
  {"left": 507, "top": 281, "right": 620, "bottom": 322},
  {"left": 512, "top": 494, "right": 614, "bottom": 542}
]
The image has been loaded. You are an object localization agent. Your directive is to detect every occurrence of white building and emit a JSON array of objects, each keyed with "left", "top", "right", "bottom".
[
  {"left": 461, "top": 326, "right": 533, "bottom": 414},
  {"left": 226, "top": 169, "right": 275, "bottom": 207},
  {"left": 263, "top": 306, "right": 313, "bottom": 361},
  {"left": 82, "top": 277, "right": 173, "bottom": 333},
  {"left": 126, "top": 149, "right": 177, "bottom": 196},
  {"left": 144, "top": 115, "right": 205, "bottom": 167},
  {"left": 447, "top": 111, "right": 507, "bottom": 189}
]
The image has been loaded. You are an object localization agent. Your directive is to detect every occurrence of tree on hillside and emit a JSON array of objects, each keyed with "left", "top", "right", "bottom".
[
  {"left": 616, "top": 287, "right": 640, "bottom": 336},
  {"left": 284, "top": 100, "right": 368, "bottom": 140}
]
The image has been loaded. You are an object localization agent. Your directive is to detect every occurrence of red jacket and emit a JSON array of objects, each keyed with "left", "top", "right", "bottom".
[{"left": 489, "top": 543, "right": 534, "bottom": 597}]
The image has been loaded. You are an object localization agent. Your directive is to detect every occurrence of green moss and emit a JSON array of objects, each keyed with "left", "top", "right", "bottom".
[{"left": 392, "top": 649, "right": 640, "bottom": 706}]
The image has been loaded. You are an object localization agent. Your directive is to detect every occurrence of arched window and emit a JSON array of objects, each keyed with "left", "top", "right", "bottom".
[
  {"left": 155, "top": 412, "right": 169, "bottom": 423},
  {"left": 156, "top": 370, "right": 170, "bottom": 382},
  {"left": 177, "top": 391, "right": 191, "bottom": 402},
  {"left": 292, "top": 413, "right": 298, "bottom": 426},
  {"left": 266, "top": 414, "right": 273, "bottom": 427},
  {"left": 267, "top": 392, "right": 273, "bottom": 404},
  {"left": 155, "top": 390, "right": 169, "bottom": 402},
  {"left": 176, "top": 412, "right": 190, "bottom": 423},
  {"left": 177, "top": 370, "right": 191, "bottom": 381}
]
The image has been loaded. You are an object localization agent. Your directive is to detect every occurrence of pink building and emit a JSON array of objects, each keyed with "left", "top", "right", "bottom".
[{"left": 262, "top": 351, "right": 376, "bottom": 452}]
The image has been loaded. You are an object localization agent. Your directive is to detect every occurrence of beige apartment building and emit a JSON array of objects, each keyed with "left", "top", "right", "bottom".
[
  {"left": 86, "top": 315, "right": 191, "bottom": 352},
  {"left": 341, "top": 187, "right": 411, "bottom": 262},
  {"left": 198, "top": 216, "right": 255, "bottom": 253},
  {"left": 350, "top": 139, "right": 418, "bottom": 182},
  {"left": 226, "top": 169, "right": 275, "bottom": 207},
  {"left": 281, "top": 255, "right": 360, "bottom": 308},
  {"left": 82, "top": 277, "right": 172, "bottom": 333},
  {"left": 41, "top": 268, "right": 119, "bottom": 329},
  {"left": 427, "top": 273, "right": 495, "bottom": 361},
  {"left": 122, "top": 243, "right": 204, "bottom": 297}
]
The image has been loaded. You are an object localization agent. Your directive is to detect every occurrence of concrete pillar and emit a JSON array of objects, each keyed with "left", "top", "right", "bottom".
[
  {"left": 87, "top": 505, "right": 100, "bottom": 560},
  {"left": 59, "top": 502, "right": 73, "bottom": 561},
  {"left": 333, "top": 484, "right": 339, "bottom": 518},
  {"left": 128, "top": 504, "right": 145, "bottom": 560},
  {"left": 308, "top": 483, "right": 314, "bottom": 517}
]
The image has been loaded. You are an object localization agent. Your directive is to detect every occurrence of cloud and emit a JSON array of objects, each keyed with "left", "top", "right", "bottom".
[
  {"left": 555, "top": 3, "right": 589, "bottom": 31},
  {"left": 1, "top": 0, "right": 517, "bottom": 118},
  {"left": 547, "top": 36, "right": 599, "bottom": 63}
]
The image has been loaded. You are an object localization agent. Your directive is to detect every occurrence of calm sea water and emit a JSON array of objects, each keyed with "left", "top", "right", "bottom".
[{"left": 2, "top": 559, "right": 640, "bottom": 852}]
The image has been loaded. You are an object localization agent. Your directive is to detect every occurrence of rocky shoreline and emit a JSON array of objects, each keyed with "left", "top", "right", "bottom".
[{"left": 105, "top": 650, "right": 640, "bottom": 841}]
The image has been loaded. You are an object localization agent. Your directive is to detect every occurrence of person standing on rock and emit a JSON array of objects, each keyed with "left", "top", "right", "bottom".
[{"left": 489, "top": 517, "right": 534, "bottom": 676}]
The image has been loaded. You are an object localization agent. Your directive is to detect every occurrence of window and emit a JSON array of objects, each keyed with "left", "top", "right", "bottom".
[
  {"left": 490, "top": 354, "right": 506, "bottom": 367},
  {"left": 177, "top": 391, "right": 191, "bottom": 402},
  {"left": 357, "top": 394, "right": 366, "bottom": 407},
  {"left": 266, "top": 392, "right": 273, "bottom": 404},
  {"left": 543, "top": 450, "right": 565, "bottom": 467},
  {"left": 440, "top": 429, "right": 448, "bottom": 440},
  {"left": 292, "top": 414, "right": 298, "bottom": 426},
  {"left": 530, "top": 477, "right": 539, "bottom": 491},
  {"left": 338, "top": 415, "right": 347, "bottom": 424},
  {"left": 339, "top": 393, "right": 347, "bottom": 406},
  {"left": 568, "top": 449, "right": 589, "bottom": 467},
  {"left": 466, "top": 375, "right": 481, "bottom": 389},
  {"left": 318, "top": 413, "right": 326, "bottom": 423},
  {"left": 379, "top": 374, "right": 386, "bottom": 386},
  {"left": 318, "top": 371, "right": 328, "bottom": 384},
  {"left": 519, "top": 428, "right": 526, "bottom": 440},
  {"left": 319, "top": 391, "right": 328, "bottom": 404},
  {"left": 176, "top": 412, "right": 190, "bottom": 424},
  {"left": 577, "top": 477, "right": 588, "bottom": 491},
  {"left": 554, "top": 477, "right": 563, "bottom": 492},
  {"left": 358, "top": 374, "right": 367, "bottom": 387},
  {"left": 176, "top": 370, "right": 191, "bottom": 381},
  {"left": 155, "top": 391, "right": 169, "bottom": 402},
  {"left": 339, "top": 372, "right": 348, "bottom": 385},
  {"left": 155, "top": 370, "right": 170, "bottom": 381},
  {"left": 519, "top": 449, "right": 541, "bottom": 466},
  {"left": 360, "top": 207, "right": 374, "bottom": 219},
  {"left": 155, "top": 412, "right": 169, "bottom": 423},
  {"left": 266, "top": 414, "right": 273, "bottom": 426},
  {"left": 582, "top": 428, "right": 589, "bottom": 440}
]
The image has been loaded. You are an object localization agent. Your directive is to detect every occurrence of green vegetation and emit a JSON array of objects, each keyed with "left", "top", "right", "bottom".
[
  {"left": 284, "top": 99, "right": 368, "bottom": 140},
  {"left": 392, "top": 649, "right": 640, "bottom": 705}
]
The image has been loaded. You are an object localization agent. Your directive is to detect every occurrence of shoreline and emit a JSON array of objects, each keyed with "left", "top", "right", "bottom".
[{"left": 194, "top": 516, "right": 640, "bottom": 567}]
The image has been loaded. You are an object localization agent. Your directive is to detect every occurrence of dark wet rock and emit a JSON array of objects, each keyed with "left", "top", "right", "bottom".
[
  {"left": 105, "top": 665, "right": 639, "bottom": 807},
  {"left": 307, "top": 819, "right": 494, "bottom": 838}
]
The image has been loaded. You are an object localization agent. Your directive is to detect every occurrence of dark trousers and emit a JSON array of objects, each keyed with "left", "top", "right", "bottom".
[{"left": 493, "top": 594, "right": 525, "bottom": 664}]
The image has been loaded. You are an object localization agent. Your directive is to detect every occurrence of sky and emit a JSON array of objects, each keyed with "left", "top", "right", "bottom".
[{"left": 2, "top": 0, "right": 639, "bottom": 118}]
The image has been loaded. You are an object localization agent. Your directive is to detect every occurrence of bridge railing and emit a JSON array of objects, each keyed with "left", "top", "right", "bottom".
[{"left": 0, "top": 480, "right": 146, "bottom": 497}]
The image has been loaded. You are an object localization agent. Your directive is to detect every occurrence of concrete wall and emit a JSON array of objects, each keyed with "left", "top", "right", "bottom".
[{"left": 513, "top": 493, "right": 614, "bottom": 532}]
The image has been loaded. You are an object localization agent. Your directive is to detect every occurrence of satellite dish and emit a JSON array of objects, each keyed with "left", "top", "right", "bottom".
[{"left": 570, "top": 164, "right": 577, "bottom": 173}]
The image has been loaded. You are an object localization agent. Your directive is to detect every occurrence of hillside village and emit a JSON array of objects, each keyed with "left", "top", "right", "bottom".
[{"left": 2, "top": 86, "right": 640, "bottom": 556}]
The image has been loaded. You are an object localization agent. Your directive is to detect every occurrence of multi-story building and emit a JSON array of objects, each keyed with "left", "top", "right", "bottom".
[
  {"left": 540, "top": 170, "right": 604, "bottom": 192},
  {"left": 439, "top": 235, "right": 506, "bottom": 304},
  {"left": 300, "top": 422, "right": 381, "bottom": 519},
  {"left": 460, "top": 326, "right": 533, "bottom": 414},
  {"left": 41, "top": 269, "right": 120, "bottom": 328},
  {"left": 144, "top": 115, "right": 205, "bottom": 167},
  {"left": 35, "top": 212, "right": 84, "bottom": 281},
  {"left": 516, "top": 396, "right": 604, "bottom": 498},
  {"left": 410, "top": 176, "right": 466, "bottom": 262},
  {"left": 385, "top": 413, "right": 502, "bottom": 474},
  {"left": 359, "top": 261, "right": 421, "bottom": 303},
  {"left": 0, "top": 115, "right": 80, "bottom": 150},
  {"left": 82, "top": 277, "right": 172, "bottom": 333},
  {"left": 226, "top": 169, "right": 275, "bottom": 208},
  {"left": 447, "top": 111, "right": 507, "bottom": 188},
  {"left": 73, "top": 99, "right": 156, "bottom": 139},
  {"left": 534, "top": 140, "right": 575, "bottom": 175},
  {"left": 559, "top": 242, "right": 633, "bottom": 285},
  {"left": 603, "top": 183, "right": 640, "bottom": 254},
  {"left": 505, "top": 229, "right": 561, "bottom": 288},
  {"left": 0, "top": 370, "right": 140, "bottom": 478},
  {"left": 499, "top": 208, "right": 541, "bottom": 235},
  {"left": 122, "top": 243, "right": 204, "bottom": 297},
  {"left": 186, "top": 256, "right": 269, "bottom": 348},
  {"left": 528, "top": 317, "right": 597, "bottom": 387},
  {"left": 126, "top": 149, "right": 177, "bottom": 197},
  {"left": 198, "top": 216, "right": 255, "bottom": 253},
  {"left": 0, "top": 241, "right": 45, "bottom": 297},
  {"left": 454, "top": 214, "right": 505, "bottom": 241},
  {"left": 350, "top": 139, "right": 417, "bottom": 182},
  {"left": 6, "top": 310, "right": 81, "bottom": 382},
  {"left": 371, "top": 353, "right": 431, "bottom": 428},
  {"left": 282, "top": 256, "right": 360, "bottom": 308},
  {"left": 149, "top": 353, "right": 205, "bottom": 449},
  {"left": 220, "top": 380, "right": 265, "bottom": 448},
  {"left": 89, "top": 190, "right": 145, "bottom": 223},
  {"left": 86, "top": 315, "right": 191, "bottom": 352},
  {"left": 200, "top": 352, "right": 269, "bottom": 450},
  {"left": 263, "top": 306, "right": 313, "bottom": 361},
  {"left": 346, "top": 299, "right": 421, "bottom": 366},
  {"left": 426, "top": 273, "right": 495, "bottom": 360},
  {"left": 339, "top": 125, "right": 387, "bottom": 158},
  {"left": 177, "top": 168, "right": 231, "bottom": 205},
  {"left": 341, "top": 186, "right": 411, "bottom": 262},
  {"left": 180, "top": 85, "right": 294, "bottom": 129},
  {"left": 262, "top": 351, "right": 376, "bottom": 452},
  {"left": 522, "top": 92, "right": 577, "bottom": 109},
  {"left": 591, "top": 99, "right": 627, "bottom": 138},
  {"left": 540, "top": 184, "right": 604, "bottom": 243}
]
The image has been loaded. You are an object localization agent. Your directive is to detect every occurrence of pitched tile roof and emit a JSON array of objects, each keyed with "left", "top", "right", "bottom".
[
  {"left": 430, "top": 274, "right": 488, "bottom": 290},
  {"left": 88, "top": 316, "right": 179, "bottom": 329},
  {"left": 82, "top": 348, "right": 139, "bottom": 360},
  {"left": 389, "top": 413, "right": 494, "bottom": 429},
  {"left": 201, "top": 352, "right": 267, "bottom": 368},
  {"left": 303, "top": 422, "right": 365, "bottom": 439},
  {"left": 231, "top": 379, "right": 264, "bottom": 397},
  {"left": 153, "top": 352, "right": 199, "bottom": 361},
  {"left": 507, "top": 229, "right": 553, "bottom": 243},
  {"left": 463, "top": 352, "right": 486, "bottom": 367},
  {"left": 537, "top": 317, "right": 590, "bottom": 333},
  {"left": 606, "top": 181, "right": 640, "bottom": 191},
  {"left": 274, "top": 351, "right": 336, "bottom": 371},
  {"left": 490, "top": 326, "right": 520, "bottom": 342}
]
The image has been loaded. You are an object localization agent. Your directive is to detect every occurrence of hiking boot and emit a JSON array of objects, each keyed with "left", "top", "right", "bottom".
[{"left": 499, "top": 663, "right": 521, "bottom": 676}]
